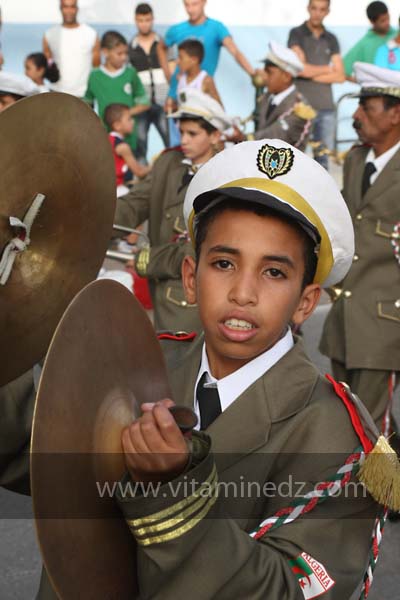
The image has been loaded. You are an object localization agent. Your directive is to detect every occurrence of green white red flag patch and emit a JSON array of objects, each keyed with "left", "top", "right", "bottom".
[{"left": 289, "top": 552, "right": 335, "bottom": 599}]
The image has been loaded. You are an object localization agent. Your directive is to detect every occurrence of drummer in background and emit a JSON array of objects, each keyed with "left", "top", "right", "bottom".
[
  {"left": 228, "top": 42, "right": 315, "bottom": 151},
  {"left": 114, "top": 88, "right": 232, "bottom": 334},
  {"left": 0, "top": 71, "right": 40, "bottom": 111}
]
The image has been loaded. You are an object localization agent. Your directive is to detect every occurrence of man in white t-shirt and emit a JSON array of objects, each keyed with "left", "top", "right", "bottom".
[{"left": 43, "top": 0, "right": 100, "bottom": 97}]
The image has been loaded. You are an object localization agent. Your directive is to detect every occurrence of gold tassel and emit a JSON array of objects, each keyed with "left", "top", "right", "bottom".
[
  {"left": 293, "top": 102, "right": 316, "bottom": 121},
  {"left": 357, "top": 435, "right": 400, "bottom": 511}
]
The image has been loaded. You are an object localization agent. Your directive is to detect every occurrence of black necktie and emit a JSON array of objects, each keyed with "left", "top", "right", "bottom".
[
  {"left": 196, "top": 373, "right": 221, "bottom": 430},
  {"left": 178, "top": 170, "right": 194, "bottom": 194},
  {"left": 361, "top": 162, "right": 377, "bottom": 197},
  {"left": 265, "top": 99, "right": 276, "bottom": 120}
]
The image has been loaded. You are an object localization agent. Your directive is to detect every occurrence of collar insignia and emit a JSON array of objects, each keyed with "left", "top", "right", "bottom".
[{"left": 257, "top": 143, "right": 294, "bottom": 179}]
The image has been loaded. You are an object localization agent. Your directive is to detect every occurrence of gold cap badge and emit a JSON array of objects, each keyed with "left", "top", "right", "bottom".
[{"left": 257, "top": 143, "right": 294, "bottom": 180}]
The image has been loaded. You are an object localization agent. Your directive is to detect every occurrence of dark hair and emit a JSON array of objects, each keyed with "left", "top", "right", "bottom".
[
  {"left": 366, "top": 1, "right": 388, "bottom": 22},
  {"left": 101, "top": 31, "right": 127, "bottom": 50},
  {"left": 179, "top": 115, "right": 217, "bottom": 134},
  {"left": 104, "top": 103, "right": 130, "bottom": 129},
  {"left": 135, "top": 3, "right": 153, "bottom": 15},
  {"left": 178, "top": 39, "right": 205, "bottom": 63},
  {"left": 194, "top": 198, "right": 318, "bottom": 290},
  {"left": 26, "top": 52, "right": 60, "bottom": 83},
  {"left": 308, "top": 0, "right": 330, "bottom": 6}
]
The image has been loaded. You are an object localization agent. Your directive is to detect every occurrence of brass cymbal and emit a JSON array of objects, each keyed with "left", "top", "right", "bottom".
[
  {"left": 0, "top": 93, "right": 116, "bottom": 386},
  {"left": 31, "top": 279, "right": 172, "bottom": 599}
]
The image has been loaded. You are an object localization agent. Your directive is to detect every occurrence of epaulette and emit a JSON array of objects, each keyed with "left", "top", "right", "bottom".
[
  {"left": 157, "top": 331, "right": 196, "bottom": 342},
  {"left": 161, "top": 145, "right": 182, "bottom": 155},
  {"left": 293, "top": 101, "right": 316, "bottom": 121},
  {"left": 326, "top": 374, "right": 400, "bottom": 510}
]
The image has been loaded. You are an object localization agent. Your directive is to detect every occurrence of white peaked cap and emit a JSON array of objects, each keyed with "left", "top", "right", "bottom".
[
  {"left": 168, "top": 88, "right": 233, "bottom": 132},
  {"left": 263, "top": 41, "right": 304, "bottom": 77},
  {"left": 184, "top": 139, "right": 355, "bottom": 287},
  {"left": 0, "top": 71, "right": 41, "bottom": 97},
  {"left": 354, "top": 62, "right": 400, "bottom": 98}
]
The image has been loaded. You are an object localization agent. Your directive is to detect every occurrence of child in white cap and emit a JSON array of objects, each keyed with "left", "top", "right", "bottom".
[
  {"left": 229, "top": 41, "right": 315, "bottom": 150},
  {"left": 114, "top": 88, "right": 232, "bottom": 334},
  {"left": 116, "top": 140, "right": 394, "bottom": 599},
  {"left": 0, "top": 71, "right": 40, "bottom": 111}
]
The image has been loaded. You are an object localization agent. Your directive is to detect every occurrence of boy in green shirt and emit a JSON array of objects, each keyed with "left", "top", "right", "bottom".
[
  {"left": 344, "top": 1, "right": 395, "bottom": 80},
  {"left": 84, "top": 30, "right": 149, "bottom": 151}
]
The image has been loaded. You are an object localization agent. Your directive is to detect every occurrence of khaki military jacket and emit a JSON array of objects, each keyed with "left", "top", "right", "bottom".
[
  {"left": 255, "top": 89, "right": 314, "bottom": 151},
  {"left": 320, "top": 144, "right": 400, "bottom": 371},
  {"left": 117, "top": 335, "right": 377, "bottom": 600},
  {"left": 115, "top": 148, "right": 201, "bottom": 333}
]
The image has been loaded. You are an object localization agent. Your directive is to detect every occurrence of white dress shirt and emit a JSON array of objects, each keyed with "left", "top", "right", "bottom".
[
  {"left": 269, "top": 84, "right": 296, "bottom": 108},
  {"left": 365, "top": 140, "right": 400, "bottom": 186},
  {"left": 193, "top": 329, "right": 294, "bottom": 428}
]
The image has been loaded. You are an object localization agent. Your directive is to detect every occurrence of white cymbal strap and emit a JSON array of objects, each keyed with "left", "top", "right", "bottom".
[{"left": 0, "top": 193, "right": 45, "bottom": 285}]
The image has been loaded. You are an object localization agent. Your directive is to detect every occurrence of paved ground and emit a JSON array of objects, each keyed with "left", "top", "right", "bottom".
[{"left": 1, "top": 301, "right": 399, "bottom": 598}]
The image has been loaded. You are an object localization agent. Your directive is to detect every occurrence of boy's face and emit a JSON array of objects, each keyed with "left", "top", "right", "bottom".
[
  {"left": 135, "top": 13, "right": 154, "bottom": 35},
  {"left": 115, "top": 110, "right": 134, "bottom": 135},
  {"left": 264, "top": 64, "right": 292, "bottom": 94},
  {"left": 371, "top": 12, "right": 390, "bottom": 35},
  {"left": 307, "top": 0, "right": 330, "bottom": 27},
  {"left": 179, "top": 120, "right": 220, "bottom": 164},
  {"left": 182, "top": 209, "right": 321, "bottom": 379},
  {"left": 104, "top": 44, "right": 128, "bottom": 69},
  {"left": 178, "top": 49, "right": 197, "bottom": 73}
]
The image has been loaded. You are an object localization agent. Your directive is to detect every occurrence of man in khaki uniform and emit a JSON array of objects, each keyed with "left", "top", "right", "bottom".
[
  {"left": 320, "top": 62, "right": 400, "bottom": 430},
  {"left": 116, "top": 140, "right": 382, "bottom": 599},
  {"left": 229, "top": 42, "right": 315, "bottom": 150},
  {"left": 115, "top": 88, "right": 231, "bottom": 333}
]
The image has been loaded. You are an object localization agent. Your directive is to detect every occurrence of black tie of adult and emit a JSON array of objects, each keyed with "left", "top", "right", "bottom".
[
  {"left": 196, "top": 373, "right": 222, "bottom": 430},
  {"left": 265, "top": 100, "right": 276, "bottom": 121},
  {"left": 361, "top": 162, "right": 377, "bottom": 197}
]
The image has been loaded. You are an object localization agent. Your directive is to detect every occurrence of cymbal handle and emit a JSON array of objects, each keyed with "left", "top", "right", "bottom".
[{"left": 169, "top": 406, "right": 198, "bottom": 435}]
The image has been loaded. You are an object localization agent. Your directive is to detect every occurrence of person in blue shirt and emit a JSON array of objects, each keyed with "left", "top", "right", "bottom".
[
  {"left": 374, "top": 16, "right": 400, "bottom": 70},
  {"left": 157, "top": 0, "right": 255, "bottom": 109}
]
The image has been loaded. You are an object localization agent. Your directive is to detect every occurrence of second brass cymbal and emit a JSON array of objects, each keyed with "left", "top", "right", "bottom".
[{"left": 31, "top": 279, "right": 172, "bottom": 599}]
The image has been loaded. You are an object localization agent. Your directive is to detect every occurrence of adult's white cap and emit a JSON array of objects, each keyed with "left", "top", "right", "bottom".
[
  {"left": 353, "top": 61, "right": 400, "bottom": 98},
  {"left": 184, "top": 139, "right": 354, "bottom": 287}
]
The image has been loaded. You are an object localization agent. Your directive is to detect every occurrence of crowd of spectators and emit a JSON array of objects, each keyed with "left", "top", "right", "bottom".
[{"left": 1, "top": 0, "right": 400, "bottom": 175}]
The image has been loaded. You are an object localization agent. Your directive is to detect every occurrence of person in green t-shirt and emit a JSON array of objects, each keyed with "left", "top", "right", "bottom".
[
  {"left": 84, "top": 30, "right": 150, "bottom": 151},
  {"left": 344, "top": 1, "right": 395, "bottom": 81}
]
